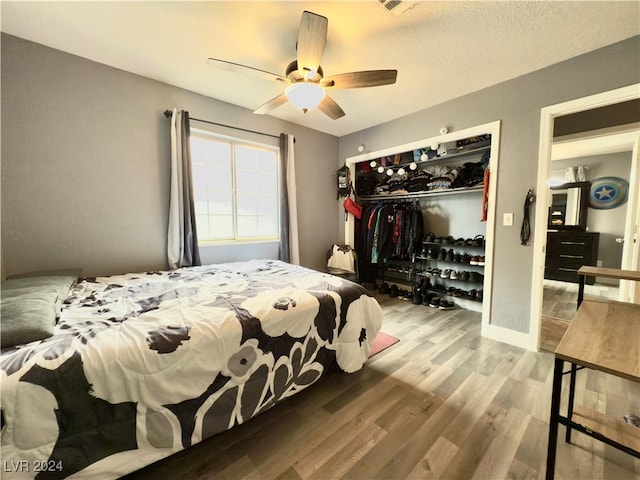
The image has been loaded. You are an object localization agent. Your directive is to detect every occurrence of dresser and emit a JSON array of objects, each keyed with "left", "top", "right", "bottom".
[{"left": 545, "top": 231, "right": 600, "bottom": 284}]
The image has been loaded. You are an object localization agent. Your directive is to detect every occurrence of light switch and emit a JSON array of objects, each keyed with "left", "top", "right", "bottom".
[{"left": 503, "top": 213, "right": 513, "bottom": 226}]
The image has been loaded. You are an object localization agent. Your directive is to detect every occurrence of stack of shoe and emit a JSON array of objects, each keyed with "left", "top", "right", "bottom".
[
  {"left": 428, "top": 296, "right": 455, "bottom": 310},
  {"left": 470, "top": 256, "right": 485, "bottom": 266},
  {"left": 438, "top": 299, "right": 455, "bottom": 310},
  {"left": 422, "top": 290, "right": 436, "bottom": 306}
]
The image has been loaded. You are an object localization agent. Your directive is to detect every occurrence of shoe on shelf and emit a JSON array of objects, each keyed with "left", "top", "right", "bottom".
[
  {"left": 432, "top": 282, "right": 445, "bottom": 292},
  {"left": 454, "top": 238, "right": 466, "bottom": 246},
  {"left": 439, "top": 300, "right": 455, "bottom": 310},
  {"left": 445, "top": 249, "right": 454, "bottom": 262},
  {"left": 450, "top": 270, "right": 460, "bottom": 280},
  {"left": 478, "top": 256, "right": 485, "bottom": 266},
  {"left": 477, "top": 289, "right": 483, "bottom": 301},
  {"left": 462, "top": 253, "right": 472, "bottom": 264},
  {"left": 470, "top": 256, "right": 480, "bottom": 266},
  {"left": 428, "top": 248, "right": 439, "bottom": 259},
  {"left": 438, "top": 249, "right": 447, "bottom": 260},
  {"left": 443, "top": 236, "right": 455, "bottom": 245},
  {"left": 440, "top": 268, "right": 451, "bottom": 279},
  {"left": 471, "top": 235, "right": 485, "bottom": 247},
  {"left": 423, "top": 232, "right": 436, "bottom": 243},
  {"left": 460, "top": 271, "right": 470, "bottom": 281},
  {"left": 469, "top": 271, "right": 483, "bottom": 283},
  {"left": 467, "top": 289, "right": 478, "bottom": 301}
]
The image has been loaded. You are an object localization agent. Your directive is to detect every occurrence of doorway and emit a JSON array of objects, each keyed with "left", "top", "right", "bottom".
[{"left": 530, "top": 84, "right": 640, "bottom": 352}]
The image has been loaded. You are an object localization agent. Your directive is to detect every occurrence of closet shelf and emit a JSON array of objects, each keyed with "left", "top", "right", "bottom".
[
  {"left": 417, "top": 144, "right": 490, "bottom": 165},
  {"left": 358, "top": 184, "right": 484, "bottom": 202}
]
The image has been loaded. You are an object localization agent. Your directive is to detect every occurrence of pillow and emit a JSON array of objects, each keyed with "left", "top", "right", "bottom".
[
  {"left": 1, "top": 276, "right": 78, "bottom": 348},
  {"left": 1, "top": 275, "right": 78, "bottom": 302},
  {"left": 7, "top": 268, "right": 82, "bottom": 280},
  {"left": 1, "top": 289, "right": 58, "bottom": 348}
]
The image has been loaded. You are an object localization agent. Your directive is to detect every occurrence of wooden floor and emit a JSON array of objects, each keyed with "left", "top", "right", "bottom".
[
  {"left": 123, "top": 294, "right": 640, "bottom": 480},
  {"left": 540, "top": 315, "right": 570, "bottom": 353},
  {"left": 542, "top": 280, "right": 619, "bottom": 321}
]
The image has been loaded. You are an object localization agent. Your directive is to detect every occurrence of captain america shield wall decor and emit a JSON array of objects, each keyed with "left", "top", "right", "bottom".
[{"left": 589, "top": 176, "right": 629, "bottom": 209}]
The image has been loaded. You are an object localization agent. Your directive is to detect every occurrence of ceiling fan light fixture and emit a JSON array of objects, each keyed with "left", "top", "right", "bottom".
[{"left": 285, "top": 83, "right": 325, "bottom": 113}]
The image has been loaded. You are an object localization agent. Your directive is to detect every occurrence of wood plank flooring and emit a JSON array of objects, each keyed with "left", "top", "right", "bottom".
[
  {"left": 540, "top": 316, "right": 570, "bottom": 353},
  {"left": 122, "top": 293, "right": 640, "bottom": 480},
  {"left": 542, "top": 280, "right": 619, "bottom": 320}
]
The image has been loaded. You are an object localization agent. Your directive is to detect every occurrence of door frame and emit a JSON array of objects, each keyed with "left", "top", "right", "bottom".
[
  {"left": 344, "top": 120, "right": 501, "bottom": 332},
  {"left": 530, "top": 83, "right": 640, "bottom": 350},
  {"left": 620, "top": 132, "right": 640, "bottom": 303}
]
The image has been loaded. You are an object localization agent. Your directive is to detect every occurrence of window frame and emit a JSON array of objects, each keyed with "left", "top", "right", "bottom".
[{"left": 190, "top": 128, "right": 281, "bottom": 245}]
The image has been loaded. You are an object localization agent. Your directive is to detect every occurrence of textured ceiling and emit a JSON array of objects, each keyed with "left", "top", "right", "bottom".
[{"left": 2, "top": 1, "right": 639, "bottom": 137}]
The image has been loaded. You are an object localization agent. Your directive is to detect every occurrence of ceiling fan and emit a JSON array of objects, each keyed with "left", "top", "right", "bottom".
[{"left": 207, "top": 11, "right": 397, "bottom": 120}]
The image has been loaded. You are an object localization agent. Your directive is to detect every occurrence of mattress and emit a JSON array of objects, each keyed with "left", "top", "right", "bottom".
[{"left": 1, "top": 260, "right": 383, "bottom": 479}]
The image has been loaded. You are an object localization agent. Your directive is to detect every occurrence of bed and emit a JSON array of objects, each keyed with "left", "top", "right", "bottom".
[{"left": 1, "top": 259, "right": 383, "bottom": 479}]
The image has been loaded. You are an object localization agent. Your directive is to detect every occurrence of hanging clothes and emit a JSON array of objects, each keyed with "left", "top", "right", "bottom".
[
  {"left": 356, "top": 200, "right": 424, "bottom": 267},
  {"left": 481, "top": 168, "right": 490, "bottom": 222}
]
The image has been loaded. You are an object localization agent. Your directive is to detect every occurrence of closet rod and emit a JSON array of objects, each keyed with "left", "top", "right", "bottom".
[{"left": 163, "top": 110, "right": 280, "bottom": 140}]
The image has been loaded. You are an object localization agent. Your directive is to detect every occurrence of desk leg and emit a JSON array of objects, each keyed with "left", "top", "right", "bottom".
[
  {"left": 565, "top": 363, "right": 577, "bottom": 443},
  {"left": 546, "top": 358, "right": 564, "bottom": 480},
  {"left": 577, "top": 276, "right": 585, "bottom": 308}
]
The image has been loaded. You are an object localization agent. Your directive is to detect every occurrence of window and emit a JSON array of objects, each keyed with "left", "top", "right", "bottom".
[{"left": 190, "top": 132, "right": 279, "bottom": 243}]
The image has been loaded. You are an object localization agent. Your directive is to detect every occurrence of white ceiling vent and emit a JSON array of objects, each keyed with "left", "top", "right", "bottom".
[{"left": 378, "top": 0, "right": 418, "bottom": 16}]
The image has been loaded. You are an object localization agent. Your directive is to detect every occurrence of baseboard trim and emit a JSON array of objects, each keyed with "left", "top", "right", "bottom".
[{"left": 481, "top": 322, "right": 537, "bottom": 351}]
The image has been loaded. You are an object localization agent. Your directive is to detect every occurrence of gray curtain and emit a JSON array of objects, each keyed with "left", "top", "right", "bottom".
[
  {"left": 168, "top": 109, "right": 201, "bottom": 269},
  {"left": 278, "top": 133, "right": 300, "bottom": 264}
]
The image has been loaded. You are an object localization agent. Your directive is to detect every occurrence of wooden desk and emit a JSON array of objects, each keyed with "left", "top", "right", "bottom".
[
  {"left": 545, "top": 298, "right": 640, "bottom": 479},
  {"left": 576, "top": 265, "right": 640, "bottom": 306}
]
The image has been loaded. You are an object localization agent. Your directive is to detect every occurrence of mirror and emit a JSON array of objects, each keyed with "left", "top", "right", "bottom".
[{"left": 548, "top": 181, "right": 590, "bottom": 230}]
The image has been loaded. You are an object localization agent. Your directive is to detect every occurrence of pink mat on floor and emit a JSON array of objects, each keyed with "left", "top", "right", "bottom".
[{"left": 369, "top": 331, "right": 399, "bottom": 357}]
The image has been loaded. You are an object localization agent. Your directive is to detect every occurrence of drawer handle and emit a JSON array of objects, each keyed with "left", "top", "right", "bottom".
[
  {"left": 560, "top": 241, "right": 586, "bottom": 245},
  {"left": 558, "top": 267, "right": 578, "bottom": 272},
  {"left": 560, "top": 254, "right": 584, "bottom": 259}
]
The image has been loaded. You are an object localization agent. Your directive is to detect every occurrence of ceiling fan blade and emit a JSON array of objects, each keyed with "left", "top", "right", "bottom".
[
  {"left": 254, "top": 93, "right": 288, "bottom": 115},
  {"left": 321, "top": 70, "right": 398, "bottom": 89},
  {"left": 208, "top": 58, "right": 289, "bottom": 84},
  {"left": 317, "top": 94, "right": 345, "bottom": 120},
  {"left": 297, "top": 11, "right": 328, "bottom": 78}
]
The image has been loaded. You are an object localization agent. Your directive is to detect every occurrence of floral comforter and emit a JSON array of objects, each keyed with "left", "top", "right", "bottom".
[{"left": 1, "top": 260, "right": 383, "bottom": 479}]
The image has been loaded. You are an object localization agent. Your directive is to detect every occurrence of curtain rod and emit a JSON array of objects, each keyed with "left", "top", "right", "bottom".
[{"left": 163, "top": 110, "right": 280, "bottom": 140}]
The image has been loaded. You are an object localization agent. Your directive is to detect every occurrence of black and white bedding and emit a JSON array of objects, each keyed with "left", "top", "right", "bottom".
[{"left": 1, "top": 260, "right": 383, "bottom": 479}]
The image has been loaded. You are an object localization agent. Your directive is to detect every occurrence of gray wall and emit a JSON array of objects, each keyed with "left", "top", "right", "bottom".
[
  {"left": 1, "top": 34, "right": 338, "bottom": 278},
  {"left": 338, "top": 36, "right": 640, "bottom": 334},
  {"left": 3, "top": 32, "right": 639, "bottom": 337},
  {"left": 551, "top": 151, "right": 632, "bottom": 276}
]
